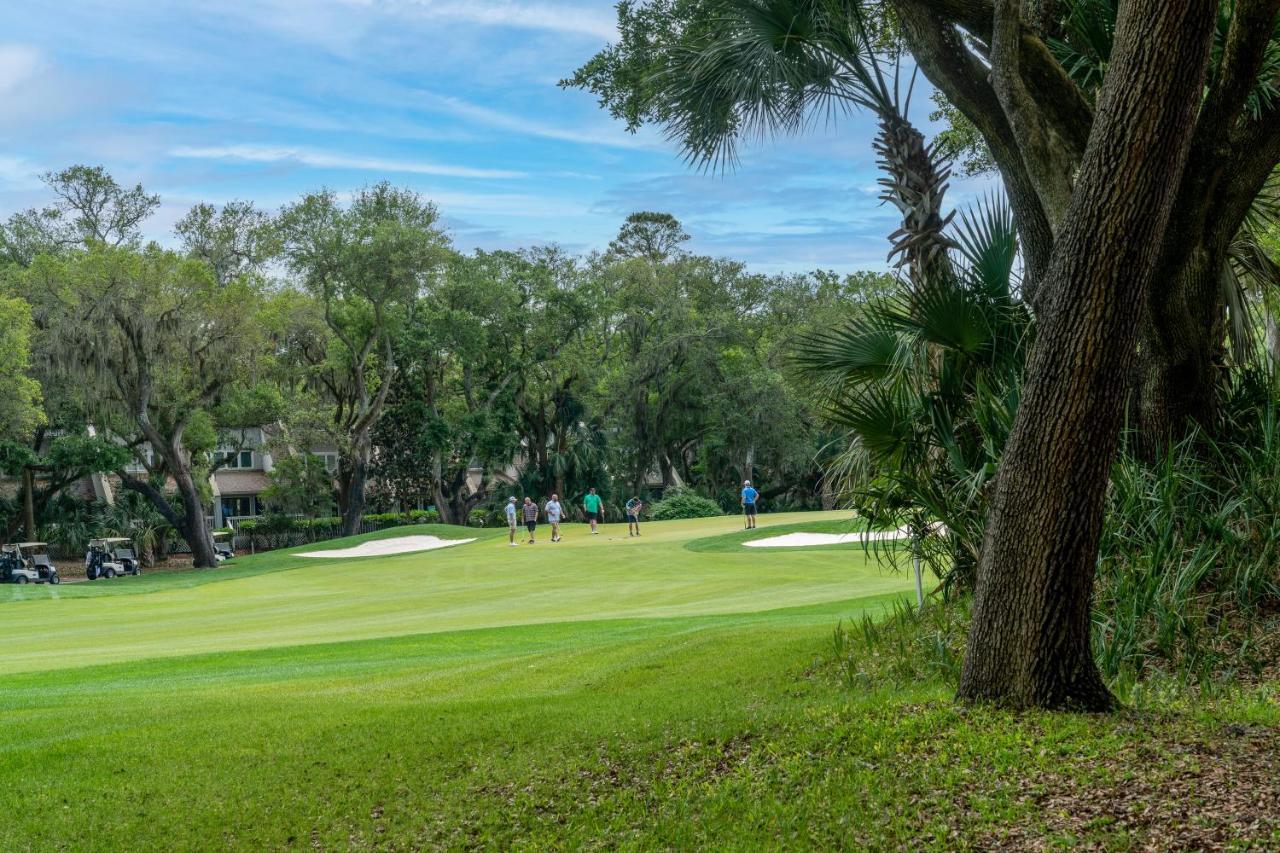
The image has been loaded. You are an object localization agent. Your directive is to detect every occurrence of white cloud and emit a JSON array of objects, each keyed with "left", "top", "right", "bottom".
[
  {"left": 168, "top": 144, "right": 524, "bottom": 179},
  {"left": 421, "top": 93, "right": 656, "bottom": 150},
  {"left": 368, "top": 0, "right": 617, "bottom": 41},
  {"left": 0, "top": 44, "right": 45, "bottom": 95}
]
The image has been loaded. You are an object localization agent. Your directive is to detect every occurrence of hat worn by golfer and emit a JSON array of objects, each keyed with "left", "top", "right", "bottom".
[
  {"left": 743, "top": 480, "right": 751, "bottom": 486},
  {"left": 508, "top": 496, "right": 517, "bottom": 502}
]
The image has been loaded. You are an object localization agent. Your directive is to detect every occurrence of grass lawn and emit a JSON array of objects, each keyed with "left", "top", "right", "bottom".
[{"left": 1, "top": 511, "right": 1277, "bottom": 849}]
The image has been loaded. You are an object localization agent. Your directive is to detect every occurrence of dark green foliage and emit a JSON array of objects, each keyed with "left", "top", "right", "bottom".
[
  {"left": 648, "top": 487, "right": 723, "bottom": 520},
  {"left": 0, "top": 441, "right": 37, "bottom": 476},
  {"left": 262, "top": 454, "right": 336, "bottom": 519},
  {"left": 1094, "top": 400, "right": 1280, "bottom": 686}
]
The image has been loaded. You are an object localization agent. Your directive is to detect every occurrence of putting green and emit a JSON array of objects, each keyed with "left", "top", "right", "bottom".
[{"left": 0, "top": 512, "right": 909, "bottom": 675}]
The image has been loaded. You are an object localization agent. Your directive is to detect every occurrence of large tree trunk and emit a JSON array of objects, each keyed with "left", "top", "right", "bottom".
[
  {"left": 958, "top": 0, "right": 1215, "bottom": 710},
  {"left": 174, "top": 465, "right": 218, "bottom": 568},
  {"left": 122, "top": 462, "right": 218, "bottom": 568},
  {"left": 338, "top": 432, "right": 371, "bottom": 537},
  {"left": 432, "top": 483, "right": 457, "bottom": 525}
]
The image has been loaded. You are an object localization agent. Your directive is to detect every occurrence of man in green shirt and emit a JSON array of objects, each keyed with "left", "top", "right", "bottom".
[{"left": 583, "top": 488, "right": 603, "bottom": 535}]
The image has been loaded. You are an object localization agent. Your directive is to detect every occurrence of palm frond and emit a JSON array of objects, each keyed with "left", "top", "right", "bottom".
[
  {"left": 824, "top": 385, "right": 921, "bottom": 467},
  {"left": 792, "top": 313, "right": 907, "bottom": 385},
  {"left": 660, "top": 0, "right": 894, "bottom": 168},
  {"left": 952, "top": 194, "right": 1019, "bottom": 303}
]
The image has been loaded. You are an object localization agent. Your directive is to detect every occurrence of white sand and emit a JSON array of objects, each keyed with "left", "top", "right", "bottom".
[
  {"left": 296, "top": 535, "right": 476, "bottom": 558},
  {"left": 743, "top": 527, "right": 912, "bottom": 548}
]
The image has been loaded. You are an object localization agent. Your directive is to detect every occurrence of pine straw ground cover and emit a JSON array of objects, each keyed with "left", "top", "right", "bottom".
[{"left": 821, "top": 602, "right": 1280, "bottom": 849}]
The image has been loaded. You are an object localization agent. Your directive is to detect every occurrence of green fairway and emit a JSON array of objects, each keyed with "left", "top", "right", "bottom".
[
  {"left": 0, "top": 511, "right": 922, "bottom": 849},
  {"left": 0, "top": 512, "right": 907, "bottom": 675},
  {"left": 2, "top": 512, "right": 1277, "bottom": 849}
]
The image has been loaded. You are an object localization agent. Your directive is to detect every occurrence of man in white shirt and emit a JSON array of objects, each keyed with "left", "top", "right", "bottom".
[
  {"left": 505, "top": 496, "right": 519, "bottom": 546},
  {"left": 545, "top": 493, "right": 564, "bottom": 542}
]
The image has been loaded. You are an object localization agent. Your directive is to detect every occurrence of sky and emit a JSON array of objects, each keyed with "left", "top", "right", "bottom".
[{"left": 0, "top": 0, "right": 994, "bottom": 273}]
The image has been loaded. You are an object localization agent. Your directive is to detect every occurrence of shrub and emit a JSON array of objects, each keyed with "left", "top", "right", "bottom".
[
  {"left": 409, "top": 509, "right": 442, "bottom": 524},
  {"left": 649, "top": 488, "right": 723, "bottom": 520}
]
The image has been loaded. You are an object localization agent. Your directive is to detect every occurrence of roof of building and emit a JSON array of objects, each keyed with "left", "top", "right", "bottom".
[{"left": 213, "top": 470, "right": 271, "bottom": 495}]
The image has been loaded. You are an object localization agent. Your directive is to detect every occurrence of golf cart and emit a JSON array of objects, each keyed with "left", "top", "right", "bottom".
[
  {"left": 85, "top": 538, "right": 140, "bottom": 580},
  {"left": 213, "top": 531, "right": 234, "bottom": 562},
  {"left": 1, "top": 542, "right": 61, "bottom": 585}
]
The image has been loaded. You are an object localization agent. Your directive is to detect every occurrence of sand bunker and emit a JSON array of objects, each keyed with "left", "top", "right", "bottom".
[
  {"left": 297, "top": 535, "right": 476, "bottom": 558},
  {"left": 743, "top": 527, "right": 911, "bottom": 548}
]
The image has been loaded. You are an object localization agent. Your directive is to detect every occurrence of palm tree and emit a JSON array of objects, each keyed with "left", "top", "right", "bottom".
[
  {"left": 795, "top": 197, "right": 1028, "bottom": 591},
  {"left": 658, "top": 0, "right": 954, "bottom": 283},
  {"left": 649, "top": 0, "right": 1022, "bottom": 590},
  {"left": 95, "top": 491, "right": 169, "bottom": 567}
]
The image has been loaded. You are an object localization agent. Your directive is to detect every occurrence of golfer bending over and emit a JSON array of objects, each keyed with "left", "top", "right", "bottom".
[
  {"left": 583, "top": 487, "right": 603, "bottom": 535},
  {"left": 545, "top": 493, "right": 564, "bottom": 542},
  {"left": 522, "top": 496, "right": 539, "bottom": 544},
  {"left": 741, "top": 480, "right": 759, "bottom": 529},
  {"left": 505, "top": 496, "right": 519, "bottom": 546},
  {"left": 625, "top": 495, "right": 643, "bottom": 537}
]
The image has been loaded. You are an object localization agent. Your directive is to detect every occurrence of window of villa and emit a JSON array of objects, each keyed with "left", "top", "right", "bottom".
[
  {"left": 218, "top": 450, "right": 254, "bottom": 469},
  {"left": 221, "top": 495, "right": 260, "bottom": 518}
]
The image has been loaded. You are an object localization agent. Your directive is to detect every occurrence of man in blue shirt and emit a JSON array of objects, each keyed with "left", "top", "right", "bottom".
[{"left": 740, "top": 480, "right": 759, "bottom": 529}]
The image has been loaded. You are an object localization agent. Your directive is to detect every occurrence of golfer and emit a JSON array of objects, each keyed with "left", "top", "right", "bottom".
[
  {"left": 505, "top": 496, "right": 519, "bottom": 546},
  {"left": 583, "top": 487, "right": 603, "bottom": 535},
  {"left": 625, "top": 495, "right": 643, "bottom": 537},
  {"left": 545, "top": 493, "right": 564, "bottom": 542},
  {"left": 741, "top": 480, "right": 759, "bottom": 529},
  {"left": 522, "top": 496, "right": 539, "bottom": 544}
]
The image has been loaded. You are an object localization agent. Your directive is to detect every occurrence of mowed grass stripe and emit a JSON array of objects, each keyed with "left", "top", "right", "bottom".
[
  {"left": 0, "top": 591, "right": 914, "bottom": 850},
  {"left": 0, "top": 512, "right": 908, "bottom": 675}
]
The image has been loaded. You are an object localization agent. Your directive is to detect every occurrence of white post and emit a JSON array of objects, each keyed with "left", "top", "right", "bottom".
[{"left": 911, "top": 529, "right": 924, "bottom": 611}]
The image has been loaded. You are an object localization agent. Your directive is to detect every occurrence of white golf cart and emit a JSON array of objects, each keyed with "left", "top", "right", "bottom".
[
  {"left": 213, "top": 531, "right": 234, "bottom": 562},
  {"left": 1, "top": 542, "right": 61, "bottom": 585},
  {"left": 85, "top": 538, "right": 141, "bottom": 580}
]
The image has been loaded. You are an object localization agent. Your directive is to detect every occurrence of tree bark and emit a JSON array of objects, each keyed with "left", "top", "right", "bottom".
[
  {"left": 21, "top": 468, "right": 36, "bottom": 541},
  {"left": 894, "top": 0, "right": 1058, "bottom": 303},
  {"left": 958, "top": 0, "right": 1216, "bottom": 710},
  {"left": 173, "top": 462, "right": 218, "bottom": 568},
  {"left": 338, "top": 431, "right": 372, "bottom": 537},
  {"left": 1137, "top": 248, "right": 1227, "bottom": 445}
]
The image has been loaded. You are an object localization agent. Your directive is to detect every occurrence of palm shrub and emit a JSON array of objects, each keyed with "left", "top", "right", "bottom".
[
  {"left": 795, "top": 197, "right": 1029, "bottom": 592},
  {"left": 94, "top": 490, "right": 169, "bottom": 565},
  {"left": 38, "top": 494, "right": 99, "bottom": 559}
]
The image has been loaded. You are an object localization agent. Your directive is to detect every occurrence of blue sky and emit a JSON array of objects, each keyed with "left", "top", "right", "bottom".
[{"left": 0, "top": 0, "right": 992, "bottom": 273}]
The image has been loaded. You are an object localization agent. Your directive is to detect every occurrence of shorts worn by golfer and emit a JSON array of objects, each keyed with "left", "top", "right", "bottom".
[
  {"left": 587, "top": 510, "right": 602, "bottom": 522},
  {"left": 525, "top": 520, "right": 537, "bottom": 533},
  {"left": 626, "top": 513, "right": 638, "bottom": 524},
  {"left": 744, "top": 503, "right": 757, "bottom": 516}
]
